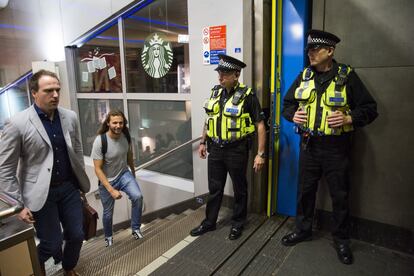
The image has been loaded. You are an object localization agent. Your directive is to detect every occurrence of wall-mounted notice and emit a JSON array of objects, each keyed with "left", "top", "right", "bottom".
[{"left": 202, "top": 25, "right": 226, "bottom": 65}]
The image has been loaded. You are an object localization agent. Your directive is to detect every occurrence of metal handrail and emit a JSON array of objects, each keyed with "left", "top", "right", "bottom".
[
  {"left": 0, "top": 192, "right": 24, "bottom": 220},
  {"left": 88, "top": 136, "right": 202, "bottom": 196},
  {"left": 135, "top": 136, "right": 202, "bottom": 171}
]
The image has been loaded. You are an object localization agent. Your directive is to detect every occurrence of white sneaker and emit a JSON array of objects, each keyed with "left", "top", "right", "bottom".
[
  {"left": 105, "top": 236, "right": 113, "bottom": 247},
  {"left": 132, "top": 229, "right": 143, "bottom": 239}
]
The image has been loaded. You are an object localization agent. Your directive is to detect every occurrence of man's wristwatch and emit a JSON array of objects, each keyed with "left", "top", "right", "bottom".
[
  {"left": 200, "top": 141, "right": 206, "bottom": 145},
  {"left": 257, "top": 151, "right": 266, "bottom": 158}
]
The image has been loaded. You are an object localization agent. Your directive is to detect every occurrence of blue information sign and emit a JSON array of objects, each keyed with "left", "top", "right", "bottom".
[{"left": 210, "top": 49, "right": 226, "bottom": 64}]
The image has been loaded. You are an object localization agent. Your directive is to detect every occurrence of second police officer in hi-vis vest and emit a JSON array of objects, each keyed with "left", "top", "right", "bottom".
[
  {"left": 281, "top": 30, "right": 378, "bottom": 265},
  {"left": 190, "top": 54, "right": 266, "bottom": 240}
]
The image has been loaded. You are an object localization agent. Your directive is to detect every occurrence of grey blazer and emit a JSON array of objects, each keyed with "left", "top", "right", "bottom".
[{"left": 0, "top": 105, "right": 90, "bottom": 211}]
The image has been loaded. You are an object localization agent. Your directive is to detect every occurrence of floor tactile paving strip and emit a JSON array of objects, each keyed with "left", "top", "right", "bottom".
[
  {"left": 240, "top": 218, "right": 295, "bottom": 276},
  {"left": 214, "top": 216, "right": 286, "bottom": 276},
  {"left": 151, "top": 212, "right": 267, "bottom": 276}
]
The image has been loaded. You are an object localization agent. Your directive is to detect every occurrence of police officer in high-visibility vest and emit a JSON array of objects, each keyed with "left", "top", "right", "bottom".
[
  {"left": 190, "top": 54, "right": 266, "bottom": 240},
  {"left": 281, "top": 30, "right": 378, "bottom": 264}
]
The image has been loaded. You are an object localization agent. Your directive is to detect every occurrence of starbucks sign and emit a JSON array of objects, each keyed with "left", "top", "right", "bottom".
[{"left": 141, "top": 33, "right": 173, "bottom": 78}]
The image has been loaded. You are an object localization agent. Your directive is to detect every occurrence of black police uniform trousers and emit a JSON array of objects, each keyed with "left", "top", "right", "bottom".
[
  {"left": 296, "top": 134, "right": 352, "bottom": 242},
  {"left": 203, "top": 140, "right": 249, "bottom": 229}
]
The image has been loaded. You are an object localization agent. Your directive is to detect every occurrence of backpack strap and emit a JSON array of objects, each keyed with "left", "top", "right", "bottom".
[
  {"left": 101, "top": 133, "right": 107, "bottom": 160},
  {"left": 124, "top": 130, "right": 131, "bottom": 145}
]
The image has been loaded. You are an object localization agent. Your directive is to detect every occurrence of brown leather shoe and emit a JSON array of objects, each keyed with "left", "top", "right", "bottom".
[
  {"left": 64, "top": 269, "right": 80, "bottom": 276},
  {"left": 39, "top": 262, "right": 46, "bottom": 276}
]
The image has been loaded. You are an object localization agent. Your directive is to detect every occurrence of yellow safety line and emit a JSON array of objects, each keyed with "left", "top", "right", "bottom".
[
  {"left": 274, "top": 0, "right": 283, "bottom": 214},
  {"left": 267, "top": 0, "right": 283, "bottom": 217},
  {"left": 267, "top": 0, "right": 277, "bottom": 217}
]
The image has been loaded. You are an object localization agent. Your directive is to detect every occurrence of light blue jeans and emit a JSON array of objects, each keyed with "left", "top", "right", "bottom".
[{"left": 99, "top": 170, "right": 143, "bottom": 238}]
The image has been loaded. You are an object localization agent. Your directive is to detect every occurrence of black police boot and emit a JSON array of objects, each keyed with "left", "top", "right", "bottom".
[
  {"left": 229, "top": 226, "right": 243, "bottom": 240},
  {"left": 334, "top": 242, "right": 353, "bottom": 265},
  {"left": 190, "top": 224, "right": 216, "bottom": 236},
  {"left": 281, "top": 231, "right": 312, "bottom": 246}
]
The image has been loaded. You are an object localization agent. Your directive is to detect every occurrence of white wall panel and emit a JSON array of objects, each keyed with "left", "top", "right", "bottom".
[
  {"left": 38, "top": 0, "right": 65, "bottom": 61},
  {"left": 60, "top": 0, "right": 112, "bottom": 45},
  {"left": 111, "top": 0, "right": 135, "bottom": 14}
]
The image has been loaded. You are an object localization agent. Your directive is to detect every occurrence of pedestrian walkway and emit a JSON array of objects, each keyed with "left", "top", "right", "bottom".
[
  {"left": 277, "top": 230, "right": 414, "bottom": 276},
  {"left": 152, "top": 215, "right": 414, "bottom": 275},
  {"left": 45, "top": 206, "right": 414, "bottom": 275}
]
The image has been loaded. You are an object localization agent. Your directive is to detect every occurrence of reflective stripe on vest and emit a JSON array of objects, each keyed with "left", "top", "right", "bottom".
[
  {"left": 294, "top": 64, "right": 354, "bottom": 135},
  {"left": 204, "top": 83, "right": 255, "bottom": 141}
]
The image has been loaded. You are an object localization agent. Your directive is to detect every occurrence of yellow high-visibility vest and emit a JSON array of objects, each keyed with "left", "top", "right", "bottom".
[
  {"left": 204, "top": 83, "right": 255, "bottom": 141},
  {"left": 294, "top": 64, "right": 354, "bottom": 135}
]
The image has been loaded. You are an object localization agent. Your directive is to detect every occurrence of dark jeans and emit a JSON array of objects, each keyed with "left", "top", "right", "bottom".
[
  {"left": 32, "top": 180, "right": 83, "bottom": 271},
  {"left": 296, "top": 135, "right": 351, "bottom": 242},
  {"left": 203, "top": 140, "right": 249, "bottom": 228}
]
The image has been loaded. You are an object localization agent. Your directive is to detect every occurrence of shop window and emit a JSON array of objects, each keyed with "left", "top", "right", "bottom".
[
  {"left": 78, "top": 99, "right": 124, "bottom": 155},
  {"left": 71, "top": 0, "right": 193, "bottom": 181},
  {"left": 0, "top": 79, "right": 30, "bottom": 130},
  {"left": 7, "top": 79, "right": 30, "bottom": 116},
  {"left": 0, "top": 93, "right": 9, "bottom": 130},
  {"left": 127, "top": 100, "right": 192, "bottom": 179},
  {"left": 75, "top": 24, "right": 123, "bottom": 93},
  {"left": 123, "top": 0, "right": 190, "bottom": 93}
]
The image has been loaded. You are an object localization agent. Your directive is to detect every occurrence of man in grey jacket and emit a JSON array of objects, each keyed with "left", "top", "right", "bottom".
[{"left": 0, "top": 70, "right": 90, "bottom": 276}]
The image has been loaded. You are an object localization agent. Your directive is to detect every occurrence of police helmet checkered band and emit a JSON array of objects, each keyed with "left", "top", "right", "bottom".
[
  {"left": 215, "top": 54, "right": 246, "bottom": 72},
  {"left": 307, "top": 36, "right": 337, "bottom": 47},
  {"left": 218, "top": 59, "right": 242, "bottom": 71},
  {"left": 306, "top": 29, "right": 340, "bottom": 49}
]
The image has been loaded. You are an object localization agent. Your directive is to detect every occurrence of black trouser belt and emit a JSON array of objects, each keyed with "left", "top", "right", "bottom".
[{"left": 209, "top": 138, "right": 248, "bottom": 149}]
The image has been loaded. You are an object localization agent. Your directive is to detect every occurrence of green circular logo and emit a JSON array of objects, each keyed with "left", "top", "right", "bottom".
[{"left": 141, "top": 33, "right": 173, "bottom": 78}]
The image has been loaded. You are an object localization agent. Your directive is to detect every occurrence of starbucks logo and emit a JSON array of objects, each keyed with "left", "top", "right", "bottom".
[{"left": 141, "top": 33, "right": 173, "bottom": 78}]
